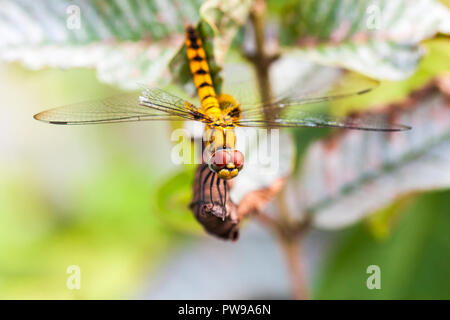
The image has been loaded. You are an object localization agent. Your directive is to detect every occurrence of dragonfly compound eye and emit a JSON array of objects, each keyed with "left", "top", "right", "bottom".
[
  {"left": 231, "top": 150, "right": 244, "bottom": 170},
  {"left": 209, "top": 149, "right": 244, "bottom": 180}
]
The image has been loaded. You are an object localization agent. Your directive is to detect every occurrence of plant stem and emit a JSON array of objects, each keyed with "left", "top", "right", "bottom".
[
  {"left": 246, "top": 0, "right": 311, "bottom": 300},
  {"left": 276, "top": 186, "right": 291, "bottom": 224},
  {"left": 257, "top": 211, "right": 311, "bottom": 299},
  {"left": 247, "top": 0, "right": 279, "bottom": 120},
  {"left": 279, "top": 236, "right": 309, "bottom": 300}
]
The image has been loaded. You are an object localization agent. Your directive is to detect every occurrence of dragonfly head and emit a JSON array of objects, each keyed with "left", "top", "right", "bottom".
[{"left": 208, "top": 149, "right": 244, "bottom": 180}]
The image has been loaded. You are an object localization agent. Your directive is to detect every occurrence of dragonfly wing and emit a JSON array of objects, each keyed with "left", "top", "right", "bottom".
[
  {"left": 239, "top": 72, "right": 381, "bottom": 115},
  {"left": 236, "top": 109, "right": 411, "bottom": 132},
  {"left": 140, "top": 87, "right": 206, "bottom": 120},
  {"left": 235, "top": 72, "right": 410, "bottom": 132},
  {"left": 34, "top": 91, "right": 207, "bottom": 125}
]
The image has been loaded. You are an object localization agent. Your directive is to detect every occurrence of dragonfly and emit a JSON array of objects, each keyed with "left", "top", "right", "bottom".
[{"left": 34, "top": 25, "right": 411, "bottom": 209}]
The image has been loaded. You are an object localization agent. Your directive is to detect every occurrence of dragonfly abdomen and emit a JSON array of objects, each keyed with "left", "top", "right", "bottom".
[
  {"left": 185, "top": 26, "right": 245, "bottom": 180},
  {"left": 185, "top": 25, "right": 221, "bottom": 118}
]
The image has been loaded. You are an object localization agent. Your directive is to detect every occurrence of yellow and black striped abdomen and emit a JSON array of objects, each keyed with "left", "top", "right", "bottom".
[{"left": 185, "top": 26, "right": 221, "bottom": 118}]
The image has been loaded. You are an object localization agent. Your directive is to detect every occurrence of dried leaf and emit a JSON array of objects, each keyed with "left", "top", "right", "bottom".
[
  {"left": 189, "top": 130, "right": 295, "bottom": 241},
  {"left": 190, "top": 164, "right": 240, "bottom": 241},
  {"left": 236, "top": 176, "right": 287, "bottom": 219}
]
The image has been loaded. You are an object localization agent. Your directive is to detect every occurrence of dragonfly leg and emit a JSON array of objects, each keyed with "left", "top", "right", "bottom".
[
  {"left": 222, "top": 179, "right": 228, "bottom": 217},
  {"left": 216, "top": 176, "right": 223, "bottom": 209},
  {"left": 209, "top": 172, "right": 215, "bottom": 205},
  {"left": 201, "top": 170, "right": 213, "bottom": 204},
  {"left": 209, "top": 172, "right": 216, "bottom": 206},
  {"left": 199, "top": 165, "right": 209, "bottom": 203}
]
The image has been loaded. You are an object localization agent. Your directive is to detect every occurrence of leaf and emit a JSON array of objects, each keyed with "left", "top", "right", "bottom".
[
  {"left": 168, "top": 0, "right": 252, "bottom": 93},
  {"left": 314, "top": 190, "right": 450, "bottom": 299},
  {"left": 155, "top": 168, "right": 205, "bottom": 237},
  {"left": 0, "top": 0, "right": 251, "bottom": 90},
  {"left": 330, "top": 39, "right": 450, "bottom": 114},
  {"left": 200, "top": 0, "right": 252, "bottom": 65},
  {"left": 0, "top": 0, "right": 204, "bottom": 89},
  {"left": 290, "top": 79, "right": 450, "bottom": 229},
  {"left": 365, "top": 195, "right": 414, "bottom": 239},
  {"left": 279, "top": 0, "right": 450, "bottom": 80},
  {"left": 190, "top": 164, "right": 241, "bottom": 241}
]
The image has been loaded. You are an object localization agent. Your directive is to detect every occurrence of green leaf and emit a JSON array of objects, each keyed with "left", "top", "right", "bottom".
[
  {"left": 0, "top": 0, "right": 204, "bottom": 89},
  {"left": 200, "top": 0, "right": 252, "bottom": 65},
  {"left": 314, "top": 190, "right": 450, "bottom": 299},
  {"left": 0, "top": 0, "right": 251, "bottom": 91},
  {"left": 169, "top": 0, "right": 252, "bottom": 93},
  {"left": 365, "top": 195, "right": 414, "bottom": 239},
  {"left": 155, "top": 167, "right": 204, "bottom": 236},
  {"left": 332, "top": 39, "right": 450, "bottom": 114},
  {"left": 278, "top": 0, "right": 450, "bottom": 80}
]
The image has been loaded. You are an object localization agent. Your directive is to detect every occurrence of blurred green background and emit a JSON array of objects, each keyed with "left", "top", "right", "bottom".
[{"left": 0, "top": 64, "right": 184, "bottom": 299}]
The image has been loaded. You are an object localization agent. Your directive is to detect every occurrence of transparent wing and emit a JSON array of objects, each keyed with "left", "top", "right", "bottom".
[
  {"left": 236, "top": 108, "right": 411, "bottom": 131},
  {"left": 238, "top": 72, "right": 381, "bottom": 114},
  {"left": 220, "top": 60, "right": 381, "bottom": 110},
  {"left": 140, "top": 88, "right": 206, "bottom": 120},
  {"left": 231, "top": 70, "right": 409, "bottom": 131},
  {"left": 34, "top": 89, "right": 208, "bottom": 125}
]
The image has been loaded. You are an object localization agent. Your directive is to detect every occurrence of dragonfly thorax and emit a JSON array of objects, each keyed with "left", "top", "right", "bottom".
[{"left": 209, "top": 116, "right": 234, "bottom": 127}]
